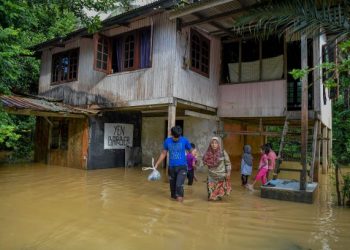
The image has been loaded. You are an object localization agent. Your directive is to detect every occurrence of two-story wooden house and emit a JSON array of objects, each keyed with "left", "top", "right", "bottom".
[{"left": 22, "top": 0, "right": 331, "bottom": 179}]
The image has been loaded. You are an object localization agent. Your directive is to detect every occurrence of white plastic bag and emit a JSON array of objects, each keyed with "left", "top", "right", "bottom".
[{"left": 142, "top": 158, "right": 161, "bottom": 181}]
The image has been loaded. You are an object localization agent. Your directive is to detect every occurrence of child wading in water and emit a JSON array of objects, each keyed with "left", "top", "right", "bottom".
[
  {"left": 247, "top": 145, "right": 270, "bottom": 191},
  {"left": 186, "top": 143, "right": 197, "bottom": 185},
  {"left": 241, "top": 145, "right": 253, "bottom": 186}
]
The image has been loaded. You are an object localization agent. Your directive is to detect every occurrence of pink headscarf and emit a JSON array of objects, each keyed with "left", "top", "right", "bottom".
[{"left": 203, "top": 137, "right": 221, "bottom": 168}]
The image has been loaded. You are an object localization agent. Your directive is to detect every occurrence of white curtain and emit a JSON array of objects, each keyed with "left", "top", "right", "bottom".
[{"left": 228, "top": 55, "right": 284, "bottom": 83}]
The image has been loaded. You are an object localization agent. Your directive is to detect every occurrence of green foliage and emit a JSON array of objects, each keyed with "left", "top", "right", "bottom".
[
  {"left": 332, "top": 96, "right": 350, "bottom": 164},
  {"left": 0, "top": 0, "right": 129, "bottom": 160},
  {"left": 289, "top": 68, "right": 308, "bottom": 80},
  {"left": 233, "top": 0, "right": 350, "bottom": 40},
  {"left": 0, "top": 109, "right": 21, "bottom": 148},
  {"left": 342, "top": 173, "right": 350, "bottom": 205}
]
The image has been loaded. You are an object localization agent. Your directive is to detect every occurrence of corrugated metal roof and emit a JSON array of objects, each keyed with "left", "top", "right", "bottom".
[{"left": 0, "top": 95, "right": 98, "bottom": 117}]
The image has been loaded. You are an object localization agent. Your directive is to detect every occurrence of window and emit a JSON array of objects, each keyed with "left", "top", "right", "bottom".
[
  {"left": 51, "top": 48, "right": 79, "bottom": 84},
  {"left": 190, "top": 29, "right": 210, "bottom": 77},
  {"left": 286, "top": 40, "right": 313, "bottom": 110},
  {"left": 51, "top": 120, "right": 68, "bottom": 150},
  {"left": 222, "top": 36, "right": 284, "bottom": 83},
  {"left": 124, "top": 34, "right": 136, "bottom": 70},
  {"left": 94, "top": 27, "right": 152, "bottom": 74},
  {"left": 94, "top": 35, "right": 110, "bottom": 73}
]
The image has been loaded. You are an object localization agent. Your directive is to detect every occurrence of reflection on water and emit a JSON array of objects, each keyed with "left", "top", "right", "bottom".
[{"left": 0, "top": 163, "right": 350, "bottom": 250}]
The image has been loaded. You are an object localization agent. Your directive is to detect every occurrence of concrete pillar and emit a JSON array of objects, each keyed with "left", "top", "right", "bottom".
[{"left": 322, "top": 126, "right": 328, "bottom": 174}]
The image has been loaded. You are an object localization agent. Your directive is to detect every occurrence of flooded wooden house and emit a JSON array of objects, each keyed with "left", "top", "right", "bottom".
[{"left": 2, "top": 0, "right": 332, "bottom": 181}]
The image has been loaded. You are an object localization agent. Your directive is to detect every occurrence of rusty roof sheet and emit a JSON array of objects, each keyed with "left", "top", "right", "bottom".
[{"left": 0, "top": 95, "right": 98, "bottom": 116}]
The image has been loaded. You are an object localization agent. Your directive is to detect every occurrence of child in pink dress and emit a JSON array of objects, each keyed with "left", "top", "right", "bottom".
[{"left": 247, "top": 145, "right": 270, "bottom": 191}]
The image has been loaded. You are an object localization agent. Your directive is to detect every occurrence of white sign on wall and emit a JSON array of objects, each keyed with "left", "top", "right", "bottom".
[{"left": 104, "top": 123, "right": 134, "bottom": 149}]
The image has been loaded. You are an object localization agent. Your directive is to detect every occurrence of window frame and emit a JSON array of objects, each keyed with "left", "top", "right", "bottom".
[
  {"left": 221, "top": 36, "right": 285, "bottom": 84},
  {"left": 51, "top": 48, "right": 79, "bottom": 85},
  {"left": 122, "top": 30, "right": 140, "bottom": 71},
  {"left": 50, "top": 120, "right": 69, "bottom": 150},
  {"left": 94, "top": 27, "right": 151, "bottom": 74},
  {"left": 190, "top": 29, "right": 210, "bottom": 78},
  {"left": 94, "top": 34, "right": 112, "bottom": 73}
]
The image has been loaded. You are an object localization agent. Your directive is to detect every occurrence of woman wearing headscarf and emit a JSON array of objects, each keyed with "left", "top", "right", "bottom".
[{"left": 203, "top": 137, "right": 232, "bottom": 201}]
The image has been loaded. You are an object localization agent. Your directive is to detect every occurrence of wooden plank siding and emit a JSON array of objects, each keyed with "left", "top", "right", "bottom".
[
  {"left": 218, "top": 80, "right": 287, "bottom": 118},
  {"left": 38, "top": 13, "right": 177, "bottom": 107},
  {"left": 173, "top": 27, "right": 221, "bottom": 108},
  {"left": 90, "top": 13, "right": 176, "bottom": 105},
  {"left": 39, "top": 38, "right": 106, "bottom": 101},
  {"left": 34, "top": 117, "right": 88, "bottom": 169}
]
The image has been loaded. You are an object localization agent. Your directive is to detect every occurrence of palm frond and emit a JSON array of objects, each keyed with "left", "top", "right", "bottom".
[{"left": 233, "top": 0, "right": 350, "bottom": 40}]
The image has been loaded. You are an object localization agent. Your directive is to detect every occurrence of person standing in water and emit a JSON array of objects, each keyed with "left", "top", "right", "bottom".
[
  {"left": 247, "top": 145, "right": 269, "bottom": 191},
  {"left": 203, "top": 137, "right": 231, "bottom": 201},
  {"left": 154, "top": 126, "right": 192, "bottom": 202},
  {"left": 266, "top": 143, "right": 277, "bottom": 181},
  {"left": 186, "top": 143, "right": 197, "bottom": 185},
  {"left": 241, "top": 145, "right": 253, "bottom": 186}
]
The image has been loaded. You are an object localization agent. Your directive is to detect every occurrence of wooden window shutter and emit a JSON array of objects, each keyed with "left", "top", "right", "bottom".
[{"left": 94, "top": 33, "right": 112, "bottom": 74}]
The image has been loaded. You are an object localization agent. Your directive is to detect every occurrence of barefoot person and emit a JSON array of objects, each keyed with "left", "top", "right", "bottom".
[
  {"left": 154, "top": 126, "right": 192, "bottom": 202},
  {"left": 203, "top": 137, "right": 231, "bottom": 201}
]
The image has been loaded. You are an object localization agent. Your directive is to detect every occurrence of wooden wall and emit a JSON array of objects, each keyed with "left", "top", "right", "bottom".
[
  {"left": 39, "top": 38, "right": 106, "bottom": 105},
  {"left": 218, "top": 80, "right": 287, "bottom": 118},
  {"left": 34, "top": 117, "right": 49, "bottom": 163},
  {"left": 38, "top": 13, "right": 177, "bottom": 107},
  {"left": 34, "top": 117, "right": 89, "bottom": 169},
  {"left": 316, "top": 35, "right": 332, "bottom": 129},
  {"left": 173, "top": 27, "right": 221, "bottom": 108}
]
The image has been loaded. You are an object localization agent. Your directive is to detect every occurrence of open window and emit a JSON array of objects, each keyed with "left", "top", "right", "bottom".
[
  {"left": 221, "top": 36, "right": 284, "bottom": 83},
  {"left": 190, "top": 29, "right": 210, "bottom": 77},
  {"left": 94, "top": 34, "right": 111, "bottom": 73},
  {"left": 287, "top": 39, "right": 313, "bottom": 110},
  {"left": 94, "top": 27, "right": 152, "bottom": 74},
  {"left": 51, "top": 48, "right": 79, "bottom": 84}
]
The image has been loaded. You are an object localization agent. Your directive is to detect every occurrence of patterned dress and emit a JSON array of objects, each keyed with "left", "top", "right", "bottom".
[{"left": 205, "top": 150, "right": 232, "bottom": 201}]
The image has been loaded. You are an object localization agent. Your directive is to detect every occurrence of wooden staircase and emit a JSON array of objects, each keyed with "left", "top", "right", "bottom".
[{"left": 273, "top": 113, "right": 318, "bottom": 183}]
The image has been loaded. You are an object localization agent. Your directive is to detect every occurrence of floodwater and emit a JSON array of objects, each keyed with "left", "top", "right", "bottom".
[{"left": 0, "top": 163, "right": 349, "bottom": 250}]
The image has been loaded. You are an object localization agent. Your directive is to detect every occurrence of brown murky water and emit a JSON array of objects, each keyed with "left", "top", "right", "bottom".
[{"left": 0, "top": 163, "right": 349, "bottom": 250}]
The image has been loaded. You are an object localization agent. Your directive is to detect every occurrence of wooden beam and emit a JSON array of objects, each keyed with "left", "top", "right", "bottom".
[
  {"left": 322, "top": 126, "right": 328, "bottom": 174},
  {"left": 184, "top": 110, "right": 219, "bottom": 121},
  {"left": 219, "top": 130, "right": 281, "bottom": 137},
  {"left": 169, "top": 0, "right": 234, "bottom": 20},
  {"left": 310, "top": 120, "right": 319, "bottom": 182},
  {"left": 300, "top": 34, "right": 308, "bottom": 190},
  {"left": 181, "top": 7, "right": 248, "bottom": 28},
  {"left": 314, "top": 121, "right": 322, "bottom": 182},
  {"left": 4, "top": 108, "right": 86, "bottom": 119},
  {"left": 176, "top": 98, "right": 216, "bottom": 113},
  {"left": 191, "top": 13, "right": 236, "bottom": 37}
]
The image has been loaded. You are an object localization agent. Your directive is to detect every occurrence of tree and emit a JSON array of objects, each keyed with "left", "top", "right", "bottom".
[{"left": 0, "top": 0, "right": 130, "bottom": 158}]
